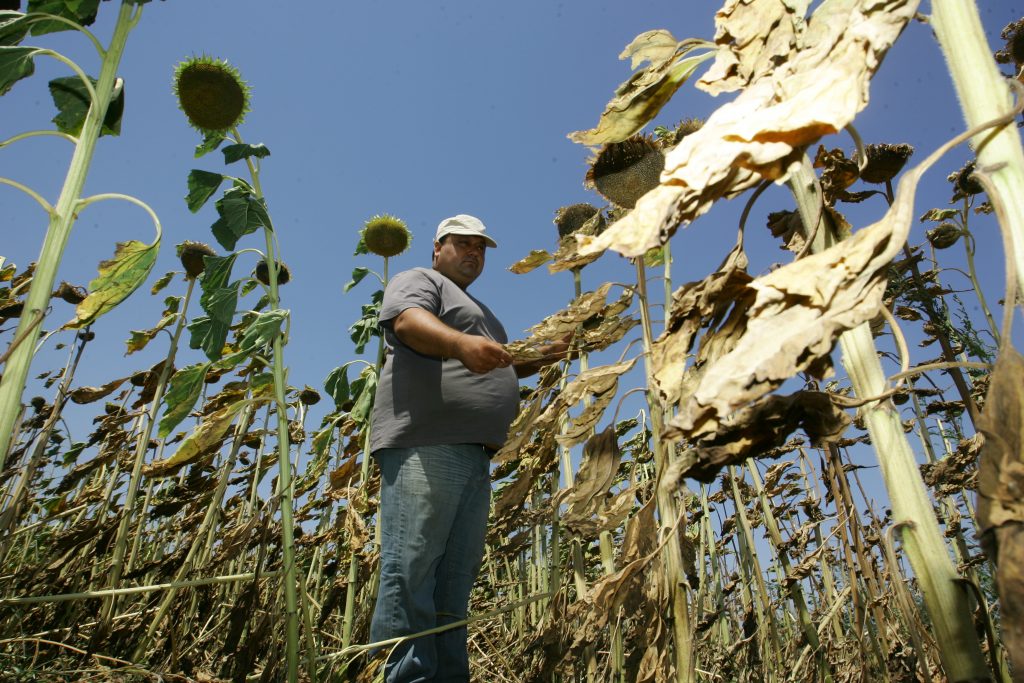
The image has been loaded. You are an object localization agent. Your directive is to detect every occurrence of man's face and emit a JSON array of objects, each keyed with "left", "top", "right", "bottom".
[{"left": 433, "top": 234, "right": 487, "bottom": 289}]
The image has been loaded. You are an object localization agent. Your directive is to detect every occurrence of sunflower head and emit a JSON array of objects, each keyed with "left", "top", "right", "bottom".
[
  {"left": 176, "top": 241, "right": 217, "bottom": 279},
  {"left": 173, "top": 56, "right": 251, "bottom": 134},
  {"left": 855, "top": 143, "right": 913, "bottom": 184},
  {"left": 553, "top": 203, "right": 601, "bottom": 238},
  {"left": 255, "top": 260, "right": 291, "bottom": 286},
  {"left": 585, "top": 134, "right": 665, "bottom": 208},
  {"left": 362, "top": 214, "right": 412, "bottom": 258},
  {"left": 949, "top": 160, "right": 984, "bottom": 198}
]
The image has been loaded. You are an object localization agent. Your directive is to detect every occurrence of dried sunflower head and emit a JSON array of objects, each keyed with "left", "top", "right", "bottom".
[
  {"left": 585, "top": 134, "right": 665, "bottom": 208},
  {"left": 173, "top": 56, "right": 250, "bottom": 134},
  {"left": 948, "top": 160, "right": 984, "bottom": 199},
  {"left": 255, "top": 260, "right": 290, "bottom": 286},
  {"left": 553, "top": 203, "right": 601, "bottom": 238},
  {"left": 361, "top": 214, "right": 411, "bottom": 258},
  {"left": 855, "top": 143, "right": 913, "bottom": 184},
  {"left": 995, "top": 18, "right": 1024, "bottom": 68},
  {"left": 52, "top": 281, "right": 87, "bottom": 305},
  {"left": 176, "top": 241, "right": 217, "bottom": 279},
  {"left": 299, "top": 386, "right": 321, "bottom": 406},
  {"left": 926, "top": 223, "right": 961, "bottom": 250}
]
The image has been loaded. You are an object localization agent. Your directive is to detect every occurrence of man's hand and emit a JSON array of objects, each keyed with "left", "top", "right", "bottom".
[{"left": 453, "top": 334, "right": 514, "bottom": 374}]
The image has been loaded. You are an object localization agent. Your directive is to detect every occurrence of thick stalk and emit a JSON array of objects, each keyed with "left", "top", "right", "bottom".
[
  {"left": 100, "top": 276, "right": 196, "bottom": 629},
  {"left": 931, "top": 0, "right": 1024, "bottom": 298},
  {"left": 0, "top": 1, "right": 139, "bottom": 468},
  {"left": 788, "top": 163, "right": 988, "bottom": 680},
  {"left": 241, "top": 131, "right": 299, "bottom": 682},
  {"left": 635, "top": 259, "right": 693, "bottom": 682}
]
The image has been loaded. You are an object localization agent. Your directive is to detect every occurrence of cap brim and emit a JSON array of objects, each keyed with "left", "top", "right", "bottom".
[{"left": 438, "top": 228, "right": 498, "bottom": 248}]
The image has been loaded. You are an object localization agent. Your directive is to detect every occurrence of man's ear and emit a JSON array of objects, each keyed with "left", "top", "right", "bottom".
[{"left": 432, "top": 240, "right": 441, "bottom": 265}]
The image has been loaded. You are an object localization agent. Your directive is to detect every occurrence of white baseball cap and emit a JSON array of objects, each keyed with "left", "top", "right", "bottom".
[{"left": 435, "top": 214, "right": 498, "bottom": 248}]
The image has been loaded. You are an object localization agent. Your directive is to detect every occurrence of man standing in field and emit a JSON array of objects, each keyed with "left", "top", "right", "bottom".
[{"left": 368, "top": 214, "right": 566, "bottom": 682}]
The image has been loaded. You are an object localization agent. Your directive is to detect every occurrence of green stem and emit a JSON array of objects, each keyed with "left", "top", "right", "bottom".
[
  {"left": 788, "top": 161, "right": 988, "bottom": 681},
  {"left": 99, "top": 276, "right": 195, "bottom": 630},
  {"left": 0, "top": 0, "right": 138, "bottom": 469},
  {"left": 931, "top": 0, "right": 1024, "bottom": 299}
]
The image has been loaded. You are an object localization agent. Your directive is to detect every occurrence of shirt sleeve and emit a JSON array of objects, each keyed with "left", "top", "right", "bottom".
[{"left": 379, "top": 269, "right": 442, "bottom": 329}]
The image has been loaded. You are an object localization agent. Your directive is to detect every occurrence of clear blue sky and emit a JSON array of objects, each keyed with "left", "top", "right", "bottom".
[{"left": 2, "top": 1, "right": 1021, "bottom": 457}]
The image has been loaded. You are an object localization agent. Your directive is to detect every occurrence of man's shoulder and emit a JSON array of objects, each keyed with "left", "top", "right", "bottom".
[{"left": 393, "top": 267, "right": 442, "bottom": 285}]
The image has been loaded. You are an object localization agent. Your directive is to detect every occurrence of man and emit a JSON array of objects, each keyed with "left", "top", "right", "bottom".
[{"left": 368, "top": 214, "right": 566, "bottom": 682}]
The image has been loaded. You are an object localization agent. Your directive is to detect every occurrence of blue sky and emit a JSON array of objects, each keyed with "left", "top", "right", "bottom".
[{"left": 2, "top": 1, "right": 1021, "bottom": 459}]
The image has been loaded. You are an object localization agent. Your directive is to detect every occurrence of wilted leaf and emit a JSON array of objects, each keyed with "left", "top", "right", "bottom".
[
  {"left": 557, "top": 425, "right": 624, "bottom": 528},
  {"left": 68, "top": 376, "right": 129, "bottom": 404},
  {"left": 214, "top": 308, "right": 288, "bottom": 371},
  {"left": 577, "top": 0, "right": 919, "bottom": 257},
  {"left": 145, "top": 399, "right": 248, "bottom": 477},
  {"left": 667, "top": 391, "right": 851, "bottom": 483},
  {"left": 508, "top": 249, "right": 552, "bottom": 275},
  {"left": 569, "top": 35, "right": 714, "bottom": 146},
  {"left": 125, "top": 310, "right": 177, "bottom": 355},
  {"left": 977, "top": 347, "right": 1024, "bottom": 670},
  {"left": 65, "top": 240, "right": 159, "bottom": 329}
]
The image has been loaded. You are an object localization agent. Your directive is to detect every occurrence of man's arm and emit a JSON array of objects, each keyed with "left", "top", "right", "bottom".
[{"left": 392, "top": 307, "right": 513, "bottom": 374}]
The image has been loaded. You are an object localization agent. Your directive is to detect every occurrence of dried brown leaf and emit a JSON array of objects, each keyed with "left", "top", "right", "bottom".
[
  {"left": 68, "top": 375, "right": 130, "bottom": 404},
  {"left": 577, "top": 0, "right": 919, "bottom": 257}
]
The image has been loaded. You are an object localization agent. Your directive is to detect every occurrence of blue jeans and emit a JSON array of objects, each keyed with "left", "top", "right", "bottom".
[{"left": 370, "top": 444, "right": 492, "bottom": 683}]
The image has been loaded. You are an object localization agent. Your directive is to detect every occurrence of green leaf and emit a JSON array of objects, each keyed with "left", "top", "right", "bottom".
[
  {"left": 324, "top": 365, "right": 351, "bottom": 411},
  {"left": 0, "top": 46, "right": 36, "bottom": 96},
  {"left": 200, "top": 253, "right": 237, "bottom": 293},
  {"left": 146, "top": 399, "right": 248, "bottom": 477},
  {"left": 196, "top": 285, "right": 238, "bottom": 361},
  {"left": 195, "top": 131, "right": 225, "bottom": 158},
  {"left": 343, "top": 266, "right": 370, "bottom": 293},
  {"left": 349, "top": 367, "right": 378, "bottom": 425},
  {"left": 158, "top": 362, "right": 210, "bottom": 438},
  {"left": 348, "top": 290, "right": 382, "bottom": 354},
  {"left": 0, "top": 11, "right": 32, "bottom": 47},
  {"left": 222, "top": 143, "right": 270, "bottom": 164},
  {"left": 353, "top": 235, "right": 369, "bottom": 256},
  {"left": 186, "top": 169, "right": 225, "bottom": 213},
  {"left": 61, "top": 441, "right": 87, "bottom": 466},
  {"left": 150, "top": 270, "right": 175, "bottom": 295},
  {"left": 65, "top": 240, "right": 159, "bottom": 329},
  {"left": 26, "top": 0, "right": 99, "bottom": 35},
  {"left": 214, "top": 308, "right": 288, "bottom": 370},
  {"left": 569, "top": 37, "right": 714, "bottom": 146},
  {"left": 212, "top": 187, "right": 267, "bottom": 250},
  {"left": 49, "top": 74, "right": 123, "bottom": 136}
]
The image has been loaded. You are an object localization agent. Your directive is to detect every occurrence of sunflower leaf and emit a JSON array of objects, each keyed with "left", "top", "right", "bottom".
[
  {"left": 186, "top": 169, "right": 226, "bottom": 213},
  {"left": 0, "top": 11, "right": 32, "bottom": 47},
  {"left": 65, "top": 240, "right": 159, "bottom": 329},
  {"left": 0, "top": 45, "right": 35, "bottom": 95},
  {"left": 26, "top": 0, "right": 99, "bottom": 35},
  {"left": 49, "top": 75, "right": 123, "bottom": 136},
  {"left": 158, "top": 362, "right": 210, "bottom": 438},
  {"left": 222, "top": 143, "right": 270, "bottom": 164}
]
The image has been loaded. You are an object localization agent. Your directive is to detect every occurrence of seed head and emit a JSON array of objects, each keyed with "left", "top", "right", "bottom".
[
  {"left": 586, "top": 134, "right": 665, "bottom": 208},
  {"left": 996, "top": 18, "right": 1024, "bottom": 67},
  {"left": 554, "top": 203, "right": 601, "bottom": 238},
  {"left": 53, "top": 281, "right": 87, "bottom": 305},
  {"left": 299, "top": 386, "right": 321, "bottom": 406},
  {"left": 173, "top": 56, "right": 250, "bottom": 134},
  {"left": 855, "top": 143, "right": 913, "bottom": 184},
  {"left": 926, "top": 223, "right": 961, "bottom": 250},
  {"left": 949, "top": 160, "right": 984, "bottom": 198},
  {"left": 255, "top": 260, "right": 291, "bottom": 286},
  {"left": 177, "top": 241, "right": 217, "bottom": 279},
  {"left": 361, "top": 214, "right": 411, "bottom": 258}
]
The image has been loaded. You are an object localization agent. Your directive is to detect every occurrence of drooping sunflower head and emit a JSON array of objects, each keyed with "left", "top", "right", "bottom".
[
  {"left": 553, "top": 203, "right": 601, "bottom": 238},
  {"left": 173, "top": 56, "right": 250, "bottom": 134},
  {"left": 362, "top": 214, "right": 412, "bottom": 258},
  {"left": 855, "top": 143, "right": 913, "bottom": 184},
  {"left": 255, "top": 260, "right": 290, "bottom": 286},
  {"left": 176, "top": 240, "right": 217, "bottom": 279},
  {"left": 585, "top": 134, "right": 665, "bottom": 209}
]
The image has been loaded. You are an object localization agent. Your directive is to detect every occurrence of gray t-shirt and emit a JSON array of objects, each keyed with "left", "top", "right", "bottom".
[{"left": 369, "top": 267, "right": 520, "bottom": 452}]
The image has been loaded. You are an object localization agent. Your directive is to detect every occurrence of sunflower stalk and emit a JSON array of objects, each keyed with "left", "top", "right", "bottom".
[
  {"left": 0, "top": 1, "right": 142, "bottom": 469},
  {"left": 788, "top": 161, "right": 988, "bottom": 681},
  {"left": 100, "top": 276, "right": 196, "bottom": 632}
]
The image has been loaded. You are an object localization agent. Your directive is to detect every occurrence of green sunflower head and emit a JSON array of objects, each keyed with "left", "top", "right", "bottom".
[
  {"left": 362, "top": 214, "right": 412, "bottom": 258},
  {"left": 173, "top": 56, "right": 251, "bottom": 134}
]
